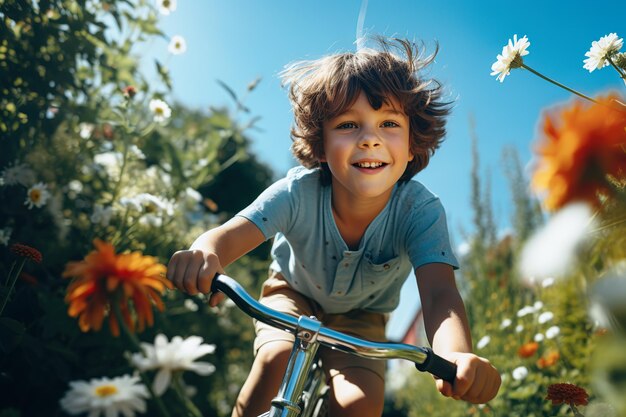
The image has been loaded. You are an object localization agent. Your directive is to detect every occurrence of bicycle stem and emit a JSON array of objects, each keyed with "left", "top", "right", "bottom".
[{"left": 270, "top": 316, "right": 322, "bottom": 417}]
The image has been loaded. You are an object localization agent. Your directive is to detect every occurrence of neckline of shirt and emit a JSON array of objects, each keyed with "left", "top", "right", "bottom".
[{"left": 322, "top": 183, "right": 398, "bottom": 255}]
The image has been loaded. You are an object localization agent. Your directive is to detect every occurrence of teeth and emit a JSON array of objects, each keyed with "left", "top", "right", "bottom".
[{"left": 356, "top": 161, "right": 383, "bottom": 168}]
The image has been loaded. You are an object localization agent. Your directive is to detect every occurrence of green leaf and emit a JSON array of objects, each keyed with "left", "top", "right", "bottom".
[
  {"left": 216, "top": 80, "right": 250, "bottom": 112},
  {"left": 155, "top": 60, "right": 172, "bottom": 90}
]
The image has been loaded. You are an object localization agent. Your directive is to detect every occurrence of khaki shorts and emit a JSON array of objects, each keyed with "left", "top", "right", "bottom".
[{"left": 253, "top": 271, "right": 388, "bottom": 381}]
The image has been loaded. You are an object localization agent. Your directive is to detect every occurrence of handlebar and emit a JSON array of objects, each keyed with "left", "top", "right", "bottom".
[{"left": 210, "top": 274, "right": 457, "bottom": 383}]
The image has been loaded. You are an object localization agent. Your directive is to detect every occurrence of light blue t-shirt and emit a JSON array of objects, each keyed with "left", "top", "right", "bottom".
[{"left": 236, "top": 167, "right": 458, "bottom": 314}]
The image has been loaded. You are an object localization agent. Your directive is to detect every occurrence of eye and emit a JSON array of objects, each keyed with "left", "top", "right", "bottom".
[
  {"left": 381, "top": 120, "right": 400, "bottom": 128},
  {"left": 336, "top": 122, "right": 358, "bottom": 129}
]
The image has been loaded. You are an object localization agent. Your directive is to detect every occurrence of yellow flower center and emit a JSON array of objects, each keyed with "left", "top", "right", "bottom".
[
  {"left": 155, "top": 107, "right": 164, "bottom": 115},
  {"left": 163, "top": 0, "right": 171, "bottom": 8},
  {"left": 143, "top": 202, "right": 158, "bottom": 213},
  {"left": 29, "top": 189, "right": 42, "bottom": 203},
  {"left": 95, "top": 384, "right": 118, "bottom": 397}
]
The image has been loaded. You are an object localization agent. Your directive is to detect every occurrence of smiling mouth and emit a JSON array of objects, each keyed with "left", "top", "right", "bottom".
[{"left": 353, "top": 161, "right": 387, "bottom": 169}]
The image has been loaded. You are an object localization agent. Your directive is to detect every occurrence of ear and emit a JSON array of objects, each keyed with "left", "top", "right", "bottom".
[{"left": 318, "top": 146, "right": 326, "bottom": 163}]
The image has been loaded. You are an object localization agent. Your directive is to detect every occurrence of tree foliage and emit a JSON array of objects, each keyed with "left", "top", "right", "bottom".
[{"left": 0, "top": 2, "right": 274, "bottom": 416}]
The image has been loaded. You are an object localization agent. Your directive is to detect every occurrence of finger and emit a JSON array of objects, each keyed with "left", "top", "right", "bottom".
[
  {"left": 484, "top": 369, "right": 502, "bottom": 402},
  {"left": 166, "top": 252, "right": 180, "bottom": 286},
  {"left": 452, "top": 359, "right": 477, "bottom": 399},
  {"left": 463, "top": 370, "right": 487, "bottom": 403},
  {"left": 209, "top": 292, "right": 225, "bottom": 307},
  {"left": 172, "top": 253, "right": 191, "bottom": 292},
  {"left": 436, "top": 378, "right": 453, "bottom": 398},
  {"left": 181, "top": 251, "right": 205, "bottom": 295},
  {"left": 197, "top": 262, "right": 216, "bottom": 294}
]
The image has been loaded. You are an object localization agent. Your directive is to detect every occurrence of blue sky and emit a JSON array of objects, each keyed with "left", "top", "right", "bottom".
[{"left": 144, "top": 0, "right": 625, "bottom": 339}]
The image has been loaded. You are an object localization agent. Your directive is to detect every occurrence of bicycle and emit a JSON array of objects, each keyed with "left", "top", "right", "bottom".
[{"left": 211, "top": 273, "right": 457, "bottom": 417}]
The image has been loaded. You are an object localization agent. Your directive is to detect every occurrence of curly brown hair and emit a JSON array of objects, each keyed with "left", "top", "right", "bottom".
[{"left": 280, "top": 37, "right": 452, "bottom": 184}]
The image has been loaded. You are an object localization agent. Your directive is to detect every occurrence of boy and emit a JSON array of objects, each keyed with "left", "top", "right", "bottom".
[{"left": 167, "top": 38, "right": 501, "bottom": 417}]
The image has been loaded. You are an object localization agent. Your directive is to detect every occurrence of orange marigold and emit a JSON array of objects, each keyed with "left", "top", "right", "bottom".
[
  {"left": 531, "top": 93, "right": 626, "bottom": 211},
  {"left": 546, "top": 383, "right": 589, "bottom": 406},
  {"left": 62, "top": 239, "right": 172, "bottom": 337},
  {"left": 517, "top": 341, "right": 539, "bottom": 358},
  {"left": 537, "top": 350, "right": 560, "bottom": 368}
]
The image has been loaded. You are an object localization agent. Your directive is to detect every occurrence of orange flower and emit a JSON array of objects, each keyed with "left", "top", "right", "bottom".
[
  {"left": 10, "top": 243, "right": 43, "bottom": 264},
  {"left": 517, "top": 341, "right": 539, "bottom": 358},
  {"left": 546, "top": 383, "right": 589, "bottom": 406},
  {"left": 63, "top": 239, "right": 172, "bottom": 337},
  {"left": 537, "top": 350, "right": 560, "bottom": 368},
  {"left": 531, "top": 93, "right": 626, "bottom": 211}
]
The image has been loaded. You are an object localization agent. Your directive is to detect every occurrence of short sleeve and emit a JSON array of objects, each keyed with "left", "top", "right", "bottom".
[
  {"left": 235, "top": 175, "right": 298, "bottom": 240},
  {"left": 405, "top": 197, "right": 459, "bottom": 270}
]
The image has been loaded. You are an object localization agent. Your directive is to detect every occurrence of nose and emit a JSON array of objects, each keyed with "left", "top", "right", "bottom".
[{"left": 357, "top": 127, "right": 382, "bottom": 148}]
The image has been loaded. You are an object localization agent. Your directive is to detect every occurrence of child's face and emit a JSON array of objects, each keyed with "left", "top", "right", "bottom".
[{"left": 321, "top": 91, "right": 414, "bottom": 201}]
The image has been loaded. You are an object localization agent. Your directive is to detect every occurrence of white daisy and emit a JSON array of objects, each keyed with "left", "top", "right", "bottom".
[
  {"left": 94, "top": 151, "right": 123, "bottom": 178},
  {"left": 476, "top": 335, "right": 491, "bottom": 349},
  {"left": 129, "top": 145, "right": 146, "bottom": 160},
  {"left": 78, "top": 122, "right": 95, "bottom": 139},
  {"left": 538, "top": 311, "right": 554, "bottom": 324},
  {"left": 583, "top": 33, "right": 623, "bottom": 72},
  {"left": 59, "top": 374, "right": 149, "bottom": 417},
  {"left": 500, "top": 318, "right": 512, "bottom": 329},
  {"left": 184, "top": 187, "right": 202, "bottom": 203},
  {"left": 130, "top": 334, "right": 216, "bottom": 396},
  {"left": 533, "top": 301, "right": 544, "bottom": 311},
  {"left": 534, "top": 333, "right": 545, "bottom": 342},
  {"left": 0, "top": 162, "right": 36, "bottom": 187},
  {"left": 91, "top": 204, "right": 114, "bottom": 227},
  {"left": 490, "top": 34, "right": 530, "bottom": 82},
  {"left": 0, "top": 227, "right": 12, "bottom": 246},
  {"left": 119, "top": 196, "right": 143, "bottom": 212},
  {"left": 24, "top": 182, "right": 51, "bottom": 209},
  {"left": 512, "top": 366, "right": 529, "bottom": 381},
  {"left": 145, "top": 166, "right": 172, "bottom": 187},
  {"left": 168, "top": 35, "right": 187, "bottom": 55},
  {"left": 149, "top": 98, "right": 172, "bottom": 124},
  {"left": 516, "top": 305, "right": 535, "bottom": 318},
  {"left": 541, "top": 277, "right": 555, "bottom": 288},
  {"left": 184, "top": 298, "right": 199, "bottom": 312},
  {"left": 589, "top": 269, "right": 626, "bottom": 331},
  {"left": 545, "top": 326, "right": 560, "bottom": 339},
  {"left": 519, "top": 203, "right": 595, "bottom": 281},
  {"left": 515, "top": 324, "right": 524, "bottom": 333},
  {"left": 120, "top": 193, "right": 174, "bottom": 227},
  {"left": 68, "top": 180, "right": 83, "bottom": 193},
  {"left": 135, "top": 193, "right": 175, "bottom": 216},
  {"left": 156, "top": 0, "right": 177, "bottom": 15}
]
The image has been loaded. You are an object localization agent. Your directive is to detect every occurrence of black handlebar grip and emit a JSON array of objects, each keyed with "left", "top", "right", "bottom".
[
  {"left": 210, "top": 273, "right": 222, "bottom": 293},
  {"left": 415, "top": 347, "right": 457, "bottom": 383}
]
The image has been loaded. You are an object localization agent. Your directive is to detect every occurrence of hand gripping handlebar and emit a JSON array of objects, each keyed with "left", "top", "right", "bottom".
[{"left": 211, "top": 274, "right": 457, "bottom": 383}]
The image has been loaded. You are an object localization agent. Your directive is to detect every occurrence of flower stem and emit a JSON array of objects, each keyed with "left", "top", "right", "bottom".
[
  {"left": 570, "top": 403, "right": 585, "bottom": 417},
  {"left": 0, "top": 259, "right": 25, "bottom": 317},
  {"left": 111, "top": 296, "right": 172, "bottom": 417},
  {"left": 521, "top": 63, "right": 599, "bottom": 104},
  {"left": 109, "top": 134, "right": 130, "bottom": 206},
  {"left": 607, "top": 55, "right": 626, "bottom": 81},
  {"left": 171, "top": 373, "right": 203, "bottom": 417}
]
